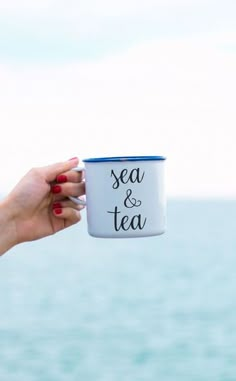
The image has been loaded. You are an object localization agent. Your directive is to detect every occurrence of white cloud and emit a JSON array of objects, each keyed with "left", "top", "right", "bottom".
[
  {"left": 0, "top": 0, "right": 235, "bottom": 45},
  {"left": 0, "top": 0, "right": 214, "bottom": 13},
  {"left": 0, "top": 35, "right": 236, "bottom": 198},
  {"left": 0, "top": 0, "right": 52, "bottom": 10}
]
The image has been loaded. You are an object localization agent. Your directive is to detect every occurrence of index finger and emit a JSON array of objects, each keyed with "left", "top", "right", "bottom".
[
  {"left": 44, "top": 157, "right": 79, "bottom": 182},
  {"left": 56, "top": 169, "right": 84, "bottom": 183}
]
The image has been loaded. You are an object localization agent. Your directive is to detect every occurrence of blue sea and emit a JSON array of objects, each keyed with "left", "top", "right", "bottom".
[{"left": 0, "top": 200, "right": 236, "bottom": 381}]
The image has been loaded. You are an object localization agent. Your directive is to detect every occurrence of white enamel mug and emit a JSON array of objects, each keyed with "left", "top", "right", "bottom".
[{"left": 69, "top": 156, "right": 166, "bottom": 238}]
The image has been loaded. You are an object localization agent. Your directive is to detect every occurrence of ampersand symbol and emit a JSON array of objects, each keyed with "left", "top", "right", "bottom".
[{"left": 124, "top": 189, "right": 142, "bottom": 208}]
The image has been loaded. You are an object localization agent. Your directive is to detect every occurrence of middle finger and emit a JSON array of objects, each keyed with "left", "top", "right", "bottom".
[{"left": 51, "top": 181, "right": 85, "bottom": 199}]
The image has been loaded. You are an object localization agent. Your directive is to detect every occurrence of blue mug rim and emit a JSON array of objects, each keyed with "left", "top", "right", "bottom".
[{"left": 83, "top": 155, "right": 166, "bottom": 163}]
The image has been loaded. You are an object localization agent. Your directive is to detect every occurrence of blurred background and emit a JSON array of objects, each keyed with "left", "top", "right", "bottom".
[{"left": 0, "top": 1, "right": 236, "bottom": 380}]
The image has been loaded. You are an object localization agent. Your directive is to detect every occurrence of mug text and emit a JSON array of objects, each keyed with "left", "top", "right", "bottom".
[
  {"left": 111, "top": 168, "right": 145, "bottom": 189},
  {"left": 108, "top": 207, "right": 147, "bottom": 231},
  {"left": 108, "top": 168, "right": 147, "bottom": 232}
]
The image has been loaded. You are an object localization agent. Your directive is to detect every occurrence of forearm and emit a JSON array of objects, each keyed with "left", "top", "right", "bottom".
[{"left": 0, "top": 198, "right": 18, "bottom": 256}]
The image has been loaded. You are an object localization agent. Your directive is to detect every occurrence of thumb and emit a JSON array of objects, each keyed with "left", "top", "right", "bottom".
[{"left": 43, "top": 157, "right": 79, "bottom": 182}]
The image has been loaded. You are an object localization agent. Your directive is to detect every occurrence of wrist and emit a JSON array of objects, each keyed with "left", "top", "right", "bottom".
[{"left": 0, "top": 197, "right": 18, "bottom": 255}]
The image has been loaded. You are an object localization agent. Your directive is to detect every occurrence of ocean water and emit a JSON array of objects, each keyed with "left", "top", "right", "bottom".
[{"left": 0, "top": 199, "right": 236, "bottom": 381}]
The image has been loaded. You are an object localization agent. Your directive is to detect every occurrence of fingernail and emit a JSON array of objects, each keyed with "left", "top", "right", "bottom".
[
  {"left": 51, "top": 185, "right": 62, "bottom": 194},
  {"left": 68, "top": 157, "right": 78, "bottom": 161},
  {"left": 52, "top": 202, "right": 62, "bottom": 209},
  {"left": 56, "top": 175, "right": 67, "bottom": 183},
  {"left": 54, "top": 208, "right": 62, "bottom": 215}
]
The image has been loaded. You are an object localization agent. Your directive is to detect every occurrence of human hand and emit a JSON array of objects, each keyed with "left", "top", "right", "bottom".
[{"left": 0, "top": 157, "right": 85, "bottom": 254}]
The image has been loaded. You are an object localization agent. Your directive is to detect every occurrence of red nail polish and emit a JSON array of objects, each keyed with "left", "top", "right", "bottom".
[
  {"left": 51, "top": 185, "right": 62, "bottom": 194},
  {"left": 52, "top": 202, "right": 62, "bottom": 209},
  {"left": 56, "top": 175, "right": 67, "bottom": 183},
  {"left": 54, "top": 208, "right": 62, "bottom": 215}
]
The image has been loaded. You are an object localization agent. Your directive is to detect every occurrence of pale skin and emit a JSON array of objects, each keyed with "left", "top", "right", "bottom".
[{"left": 0, "top": 157, "right": 85, "bottom": 256}]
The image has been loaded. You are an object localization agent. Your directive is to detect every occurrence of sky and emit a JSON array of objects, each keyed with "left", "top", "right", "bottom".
[{"left": 0, "top": 0, "right": 236, "bottom": 198}]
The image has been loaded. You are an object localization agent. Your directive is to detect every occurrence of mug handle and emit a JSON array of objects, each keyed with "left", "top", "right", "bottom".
[{"left": 68, "top": 166, "right": 86, "bottom": 206}]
